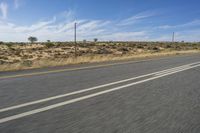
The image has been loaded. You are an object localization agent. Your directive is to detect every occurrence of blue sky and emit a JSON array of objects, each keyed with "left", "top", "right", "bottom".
[{"left": 0, "top": 0, "right": 200, "bottom": 42}]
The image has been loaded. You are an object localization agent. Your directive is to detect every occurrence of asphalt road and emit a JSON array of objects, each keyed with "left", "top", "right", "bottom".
[{"left": 0, "top": 54, "right": 200, "bottom": 133}]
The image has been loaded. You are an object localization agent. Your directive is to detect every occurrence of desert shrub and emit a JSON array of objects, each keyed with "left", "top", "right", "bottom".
[
  {"left": 45, "top": 42, "right": 55, "bottom": 48},
  {"left": 85, "top": 42, "right": 95, "bottom": 47},
  {"left": 0, "top": 60, "right": 7, "bottom": 65},
  {"left": 55, "top": 42, "right": 63, "bottom": 46},
  {"left": 14, "top": 50, "right": 22, "bottom": 56},
  {"left": 0, "top": 41, "right": 4, "bottom": 45},
  {"left": 0, "top": 56, "right": 8, "bottom": 60},
  {"left": 118, "top": 47, "right": 129, "bottom": 52},
  {"left": 152, "top": 47, "right": 159, "bottom": 51},
  {"left": 166, "top": 44, "right": 172, "bottom": 48},
  {"left": 126, "top": 43, "right": 136, "bottom": 47},
  {"left": 95, "top": 48, "right": 112, "bottom": 54},
  {"left": 22, "top": 60, "right": 33, "bottom": 67},
  {"left": 5, "top": 42, "right": 13, "bottom": 48},
  {"left": 136, "top": 45, "right": 144, "bottom": 49},
  {"left": 175, "top": 46, "right": 181, "bottom": 50}
]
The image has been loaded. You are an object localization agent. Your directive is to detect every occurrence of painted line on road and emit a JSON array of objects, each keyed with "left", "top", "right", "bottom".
[
  {"left": 0, "top": 63, "right": 200, "bottom": 124},
  {"left": 0, "top": 62, "right": 199, "bottom": 113}
]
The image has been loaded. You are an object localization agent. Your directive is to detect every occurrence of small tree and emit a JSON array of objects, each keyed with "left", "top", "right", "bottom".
[
  {"left": 28, "top": 36, "right": 38, "bottom": 43},
  {"left": 47, "top": 40, "right": 51, "bottom": 43},
  {"left": 94, "top": 38, "right": 98, "bottom": 42}
]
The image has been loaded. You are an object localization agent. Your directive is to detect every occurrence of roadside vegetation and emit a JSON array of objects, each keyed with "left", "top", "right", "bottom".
[{"left": 0, "top": 41, "right": 200, "bottom": 71}]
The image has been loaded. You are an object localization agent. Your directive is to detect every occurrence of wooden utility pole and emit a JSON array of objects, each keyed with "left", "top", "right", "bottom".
[
  {"left": 172, "top": 32, "right": 175, "bottom": 43},
  {"left": 74, "top": 22, "right": 77, "bottom": 57}
]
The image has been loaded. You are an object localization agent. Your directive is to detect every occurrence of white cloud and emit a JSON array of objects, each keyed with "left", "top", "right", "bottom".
[
  {"left": 0, "top": 2, "right": 8, "bottom": 19},
  {"left": 175, "top": 29, "right": 200, "bottom": 42},
  {"left": 0, "top": 9, "right": 199, "bottom": 42},
  {"left": 148, "top": 28, "right": 200, "bottom": 42},
  {"left": 98, "top": 31, "right": 149, "bottom": 41},
  {"left": 60, "top": 10, "right": 75, "bottom": 19},
  {"left": 118, "top": 11, "right": 157, "bottom": 26},
  {"left": 14, "top": 17, "right": 57, "bottom": 32},
  {"left": 149, "top": 35, "right": 172, "bottom": 42},
  {"left": 0, "top": 17, "right": 149, "bottom": 42},
  {"left": 158, "top": 19, "right": 200, "bottom": 29},
  {"left": 14, "top": 0, "right": 21, "bottom": 9}
]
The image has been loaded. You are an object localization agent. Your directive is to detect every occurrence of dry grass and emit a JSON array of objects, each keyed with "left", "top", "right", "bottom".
[{"left": 0, "top": 50, "right": 199, "bottom": 72}]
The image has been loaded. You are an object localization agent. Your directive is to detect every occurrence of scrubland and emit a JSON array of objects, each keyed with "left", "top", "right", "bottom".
[{"left": 0, "top": 41, "right": 199, "bottom": 71}]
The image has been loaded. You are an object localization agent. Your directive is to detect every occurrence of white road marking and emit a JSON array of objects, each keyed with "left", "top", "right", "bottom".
[
  {"left": 0, "top": 63, "right": 200, "bottom": 124},
  {"left": 0, "top": 62, "right": 199, "bottom": 114},
  {"left": 0, "top": 62, "right": 199, "bottom": 113}
]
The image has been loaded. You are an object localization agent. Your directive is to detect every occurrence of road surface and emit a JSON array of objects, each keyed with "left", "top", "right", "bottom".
[{"left": 0, "top": 54, "right": 200, "bottom": 133}]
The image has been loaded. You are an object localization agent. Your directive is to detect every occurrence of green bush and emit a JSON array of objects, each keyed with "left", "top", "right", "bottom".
[
  {"left": 45, "top": 42, "right": 55, "bottom": 48},
  {"left": 5, "top": 42, "right": 13, "bottom": 48},
  {"left": 22, "top": 60, "right": 33, "bottom": 67}
]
